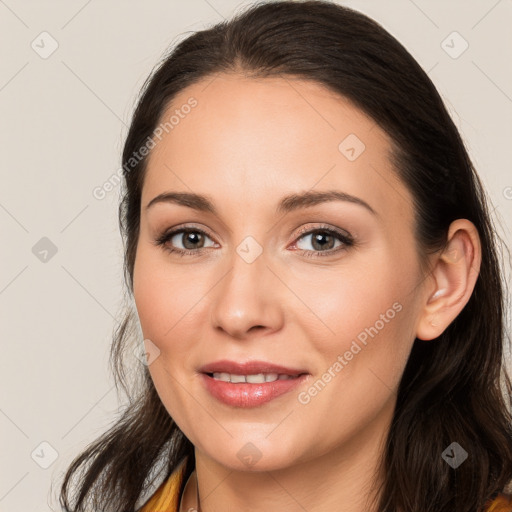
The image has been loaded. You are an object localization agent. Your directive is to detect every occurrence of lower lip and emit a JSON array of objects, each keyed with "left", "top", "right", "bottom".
[{"left": 200, "top": 373, "right": 309, "bottom": 408}]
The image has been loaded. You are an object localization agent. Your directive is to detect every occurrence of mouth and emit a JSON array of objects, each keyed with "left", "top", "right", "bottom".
[
  {"left": 198, "top": 360, "right": 310, "bottom": 408},
  {"left": 205, "top": 372, "right": 303, "bottom": 383}
]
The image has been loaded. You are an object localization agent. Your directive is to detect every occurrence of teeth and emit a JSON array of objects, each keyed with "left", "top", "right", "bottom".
[
  {"left": 211, "top": 372, "right": 296, "bottom": 383},
  {"left": 246, "top": 373, "right": 268, "bottom": 384}
]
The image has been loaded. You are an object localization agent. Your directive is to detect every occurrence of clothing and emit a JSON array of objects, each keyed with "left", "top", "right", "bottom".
[
  {"left": 138, "top": 460, "right": 512, "bottom": 512},
  {"left": 139, "top": 458, "right": 186, "bottom": 512},
  {"left": 488, "top": 493, "right": 512, "bottom": 512}
]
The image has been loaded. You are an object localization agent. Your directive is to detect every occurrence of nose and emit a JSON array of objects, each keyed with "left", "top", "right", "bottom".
[{"left": 210, "top": 246, "right": 285, "bottom": 340}]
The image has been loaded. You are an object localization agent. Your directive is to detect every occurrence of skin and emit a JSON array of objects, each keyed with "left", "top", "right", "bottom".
[{"left": 132, "top": 73, "right": 481, "bottom": 512}]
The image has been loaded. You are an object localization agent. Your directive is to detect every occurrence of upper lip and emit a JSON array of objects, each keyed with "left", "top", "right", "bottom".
[{"left": 199, "top": 359, "right": 308, "bottom": 376}]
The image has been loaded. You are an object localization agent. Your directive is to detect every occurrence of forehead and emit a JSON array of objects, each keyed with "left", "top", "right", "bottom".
[{"left": 142, "top": 73, "right": 414, "bottom": 225}]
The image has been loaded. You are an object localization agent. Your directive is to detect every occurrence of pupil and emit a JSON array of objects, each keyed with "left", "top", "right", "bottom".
[
  {"left": 183, "top": 232, "right": 203, "bottom": 249},
  {"left": 312, "top": 232, "right": 334, "bottom": 251}
]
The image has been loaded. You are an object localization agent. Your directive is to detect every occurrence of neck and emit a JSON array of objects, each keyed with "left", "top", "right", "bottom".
[{"left": 183, "top": 400, "right": 393, "bottom": 512}]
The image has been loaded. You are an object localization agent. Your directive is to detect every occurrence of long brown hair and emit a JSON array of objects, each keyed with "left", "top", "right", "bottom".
[{"left": 59, "top": 2, "right": 512, "bottom": 510}]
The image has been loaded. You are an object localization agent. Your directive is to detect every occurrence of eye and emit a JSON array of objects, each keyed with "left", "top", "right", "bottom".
[
  {"left": 291, "top": 224, "right": 354, "bottom": 258},
  {"left": 154, "top": 223, "right": 354, "bottom": 258},
  {"left": 154, "top": 226, "right": 218, "bottom": 256}
]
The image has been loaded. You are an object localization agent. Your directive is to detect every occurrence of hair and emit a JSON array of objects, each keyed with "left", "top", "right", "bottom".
[{"left": 58, "top": 1, "right": 512, "bottom": 511}]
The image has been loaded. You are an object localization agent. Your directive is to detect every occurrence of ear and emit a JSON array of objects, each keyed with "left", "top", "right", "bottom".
[{"left": 415, "top": 219, "right": 482, "bottom": 341}]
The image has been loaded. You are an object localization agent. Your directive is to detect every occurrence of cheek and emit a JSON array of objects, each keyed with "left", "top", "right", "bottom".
[
  {"left": 292, "top": 251, "right": 419, "bottom": 394},
  {"left": 133, "top": 247, "right": 207, "bottom": 433},
  {"left": 133, "top": 245, "right": 209, "bottom": 343},
  {"left": 291, "top": 255, "right": 409, "bottom": 340},
  {"left": 294, "top": 271, "right": 415, "bottom": 436}
]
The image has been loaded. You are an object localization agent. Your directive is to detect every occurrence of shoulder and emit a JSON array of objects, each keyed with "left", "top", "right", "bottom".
[
  {"left": 485, "top": 492, "right": 512, "bottom": 512},
  {"left": 138, "top": 458, "right": 187, "bottom": 512}
]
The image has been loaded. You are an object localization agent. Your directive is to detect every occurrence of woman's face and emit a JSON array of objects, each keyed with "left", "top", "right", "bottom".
[{"left": 133, "top": 73, "right": 429, "bottom": 471}]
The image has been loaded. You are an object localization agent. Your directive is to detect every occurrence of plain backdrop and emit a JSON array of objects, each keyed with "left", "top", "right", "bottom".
[{"left": 1, "top": 1, "right": 511, "bottom": 510}]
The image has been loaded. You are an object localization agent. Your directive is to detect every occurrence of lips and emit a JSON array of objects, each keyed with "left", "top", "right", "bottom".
[{"left": 198, "top": 359, "right": 310, "bottom": 408}]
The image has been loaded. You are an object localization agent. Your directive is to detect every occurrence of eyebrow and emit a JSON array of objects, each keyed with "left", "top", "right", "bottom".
[{"left": 145, "top": 190, "right": 377, "bottom": 216}]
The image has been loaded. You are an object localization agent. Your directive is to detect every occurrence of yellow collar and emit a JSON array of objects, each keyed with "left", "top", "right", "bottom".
[{"left": 139, "top": 458, "right": 186, "bottom": 512}]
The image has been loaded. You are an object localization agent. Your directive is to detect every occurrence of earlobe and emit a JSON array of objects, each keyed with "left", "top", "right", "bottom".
[{"left": 416, "top": 219, "right": 481, "bottom": 341}]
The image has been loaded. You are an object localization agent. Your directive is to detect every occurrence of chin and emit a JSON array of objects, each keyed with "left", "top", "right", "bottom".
[{"left": 199, "top": 435, "right": 307, "bottom": 473}]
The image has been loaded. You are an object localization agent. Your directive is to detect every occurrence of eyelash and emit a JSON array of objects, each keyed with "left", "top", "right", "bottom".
[{"left": 154, "top": 223, "right": 354, "bottom": 259}]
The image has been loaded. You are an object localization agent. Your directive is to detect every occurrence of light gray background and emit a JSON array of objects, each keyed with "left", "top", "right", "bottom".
[{"left": 1, "top": 0, "right": 511, "bottom": 510}]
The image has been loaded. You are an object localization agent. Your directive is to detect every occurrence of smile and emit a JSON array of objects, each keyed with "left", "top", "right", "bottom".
[
  {"left": 200, "top": 372, "right": 309, "bottom": 408},
  {"left": 210, "top": 372, "right": 298, "bottom": 383}
]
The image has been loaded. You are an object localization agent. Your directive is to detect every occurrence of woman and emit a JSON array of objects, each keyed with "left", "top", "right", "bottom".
[{"left": 59, "top": 1, "right": 512, "bottom": 511}]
